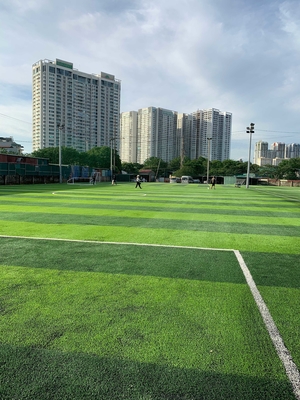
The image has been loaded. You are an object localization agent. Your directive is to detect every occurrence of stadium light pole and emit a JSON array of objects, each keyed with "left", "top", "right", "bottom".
[
  {"left": 110, "top": 137, "right": 117, "bottom": 182},
  {"left": 57, "top": 123, "right": 64, "bottom": 184},
  {"left": 246, "top": 123, "right": 255, "bottom": 189},
  {"left": 206, "top": 137, "right": 212, "bottom": 186}
]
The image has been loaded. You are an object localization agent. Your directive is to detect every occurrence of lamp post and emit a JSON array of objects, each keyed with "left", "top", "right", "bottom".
[
  {"left": 206, "top": 137, "right": 212, "bottom": 186},
  {"left": 110, "top": 137, "right": 117, "bottom": 182},
  {"left": 57, "top": 124, "right": 64, "bottom": 184},
  {"left": 246, "top": 123, "right": 255, "bottom": 189}
]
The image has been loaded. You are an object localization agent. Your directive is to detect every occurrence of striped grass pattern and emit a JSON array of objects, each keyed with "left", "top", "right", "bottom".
[{"left": 0, "top": 182, "right": 299, "bottom": 399}]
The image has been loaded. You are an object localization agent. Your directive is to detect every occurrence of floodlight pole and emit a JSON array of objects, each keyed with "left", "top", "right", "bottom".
[
  {"left": 246, "top": 123, "right": 255, "bottom": 189},
  {"left": 206, "top": 137, "right": 212, "bottom": 186},
  {"left": 57, "top": 124, "right": 64, "bottom": 184},
  {"left": 110, "top": 137, "right": 117, "bottom": 182}
]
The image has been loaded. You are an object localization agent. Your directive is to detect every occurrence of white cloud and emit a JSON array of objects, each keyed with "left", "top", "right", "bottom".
[{"left": 1, "top": 0, "right": 300, "bottom": 159}]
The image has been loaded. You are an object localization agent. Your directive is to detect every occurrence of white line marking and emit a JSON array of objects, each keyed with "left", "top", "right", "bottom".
[
  {"left": 234, "top": 250, "right": 300, "bottom": 399},
  {"left": 0, "top": 235, "right": 234, "bottom": 252}
]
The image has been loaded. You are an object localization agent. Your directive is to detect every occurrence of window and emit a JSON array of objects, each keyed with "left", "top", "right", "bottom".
[{"left": 49, "top": 66, "right": 56, "bottom": 73}]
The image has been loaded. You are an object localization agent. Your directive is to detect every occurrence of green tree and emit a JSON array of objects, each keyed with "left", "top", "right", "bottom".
[
  {"left": 208, "top": 160, "right": 223, "bottom": 176},
  {"left": 86, "top": 146, "right": 122, "bottom": 171},
  {"left": 121, "top": 162, "right": 143, "bottom": 174},
  {"left": 168, "top": 157, "right": 181, "bottom": 172},
  {"left": 187, "top": 157, "right": 206, "bottom": 175},
  {"left": 31, "top": 147, "right": 81, "bottom": 165},
  {"left": 61, "top": 147, "right": 81, "bottom": 165},
  {"left": 258, "top": 165, "right": 280, "bottom": 179},
  {"left": 221, "top": 159, "right": 250, "bottom": 176},
  {"left": 173, "top": 166, "right": 195, "bottom": 177},
  {"left": 278, "top": 158, "right": 300, "bottom": 179},
  {"left": 31, "top": 147, "right": 59, "bottom": 163},
  {"left": 143, "top": 157, "right": 168, "bottom": 177}
]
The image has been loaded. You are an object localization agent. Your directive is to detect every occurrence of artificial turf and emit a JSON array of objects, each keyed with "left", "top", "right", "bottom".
[{"left": 0, "top": 182, "right": 299, "bottom": 399}]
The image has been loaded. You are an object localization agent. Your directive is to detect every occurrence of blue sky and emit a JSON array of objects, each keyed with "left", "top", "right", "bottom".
[{"left": 1, "top": 0, "right": 300, "bottom": 160}]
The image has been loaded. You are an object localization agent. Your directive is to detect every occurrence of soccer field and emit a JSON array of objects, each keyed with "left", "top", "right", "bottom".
[{"left": 0, "top": 182, "right": 299, "bottom": 399}]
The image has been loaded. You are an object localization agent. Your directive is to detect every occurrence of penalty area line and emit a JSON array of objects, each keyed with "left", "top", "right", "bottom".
[
  {"left": 234, "top": 250, "right": 300, "bottom": 400},
  {"left": 0, "top": 235, "right": 234, "bottom": 252}
]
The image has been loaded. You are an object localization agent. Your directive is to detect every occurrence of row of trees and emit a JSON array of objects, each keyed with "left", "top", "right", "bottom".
[
  {"left": 31, "top": 146, "right": 122, "bottom": 172},
  {"left": 139, "top": 156, "right": 300, "bottom": 180},
  {"left": 2, "top": 146, "right": 300, "bottom": 180}
]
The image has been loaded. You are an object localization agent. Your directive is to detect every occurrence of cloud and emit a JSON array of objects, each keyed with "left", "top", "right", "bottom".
[{"left": 1, "top": 0, "right": 300, "bottom": 159}]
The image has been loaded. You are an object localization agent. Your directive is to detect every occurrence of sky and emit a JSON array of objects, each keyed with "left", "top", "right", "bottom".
[{"left": 1, "top": 0, "right": 300, "bottom": 161}]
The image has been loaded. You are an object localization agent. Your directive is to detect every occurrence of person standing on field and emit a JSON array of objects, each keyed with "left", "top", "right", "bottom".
[
  {"left": 135, "top": 175, "right": 142, "bottom": 189},
  {"left": 210, "top": 176, "right": 216, "bottom": 189}
]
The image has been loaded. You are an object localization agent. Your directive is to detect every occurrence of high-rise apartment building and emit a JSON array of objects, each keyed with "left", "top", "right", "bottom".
[
  {"left": 271, "top": 142, "right": 285, "bottom": 159},
  {"left": 254, "top": 141, "right": 300, "bottom": 166},
  {"left": 136, "top": 107, "right": 177, "bottom": 164},
  {"left": 32, "top": 59, "right": 121, "bottom": 152},
  {"left": 120, "top": 111, "right": 138, "bottom": 163},
  {"left": 285, "top": 143, "right": 300, "bottom": 159},
  {"left": 120, "top": 107, "right": 232, "bottom": 164},
  {"left": 191, "top": 108, "right": 232, "bottom": 161},
  {"left": 177, "top": 113, "right": 195, "bottom": 161},
  {"left": 254, "top": 141, "right": 269, "bottom": 164}
]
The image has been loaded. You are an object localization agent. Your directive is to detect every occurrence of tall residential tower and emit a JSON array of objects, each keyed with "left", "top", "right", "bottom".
[
  {"left": 120, "top": 107, "right": 232, "bottom": 164},
  {"left": 191, "top": 108, "right": 232, "bottom": 161},
  {"left": 137, "top": 107, "right": 178, "bottom": 164},
  {"left": 32, "top": 59, "right": 121, "bottom": 152}
]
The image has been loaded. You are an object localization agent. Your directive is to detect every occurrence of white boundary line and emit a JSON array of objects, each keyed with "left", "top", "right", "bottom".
[
  {"left": 1, "top": 235, "right": 299, "bottom": 398},
  {"left": 0, "top": 235, "right": 234, "bottom": 252},
  {"left": 234, "top": 250, "right": 300, "bottom": 399}
]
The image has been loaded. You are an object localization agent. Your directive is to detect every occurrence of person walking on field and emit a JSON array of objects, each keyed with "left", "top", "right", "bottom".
[
  {"left": 135, "top": 175, "right": 142, "bottom": 189},
  {"left": 210, "top": 176, "right": 216, "bottom": 189}
]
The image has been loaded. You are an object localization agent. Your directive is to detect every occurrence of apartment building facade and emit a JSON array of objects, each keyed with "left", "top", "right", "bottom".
[
  {"left": 32, "top": 59, "right": 121, "bottom": 152},
  {"left": 120, "top": 107, "right": 178, "bottom": 164},
  {"left": 254, "top": 140, "right": 300, "bottom": 166},
  {"left": 120, "top": 111, "right": 138, "bottom": 163},
  {"left": 285, "top": 143, "right": 300, "bottom": 159},
  {"left": 177, "top": 113, "right": 195, "bottom": 161},
  {"left": 189, "top": 108, "right": 232, "bottom": 161},
  {"left": 121, "top": 107, "right": 232, "bottom": 164}
]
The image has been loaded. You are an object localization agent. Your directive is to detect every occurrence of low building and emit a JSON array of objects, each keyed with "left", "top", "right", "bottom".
[
  {"left": 0, "top": 137, "right": 24, "bottom": 154},
  {"left": 139, "top": 169, "right": 156, "bottom": 182}
]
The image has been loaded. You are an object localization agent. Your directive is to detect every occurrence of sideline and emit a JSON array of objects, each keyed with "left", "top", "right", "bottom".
[{"left": 234, "top": 250, "right": 300, "bottom": 400}]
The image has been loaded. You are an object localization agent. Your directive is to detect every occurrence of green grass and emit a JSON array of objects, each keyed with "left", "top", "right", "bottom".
[{"left": 0, "top": 182, "right": 299, "bottom": 399}]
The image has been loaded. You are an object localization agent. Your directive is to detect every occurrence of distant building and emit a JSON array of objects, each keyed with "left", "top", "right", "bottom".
[
  {"left": 285, "top": 143, "right": 300, "bottom": 159},
  {"left": 120, "top": 111, "right": 138, "bottom": 163},
  {"left": 137, "top": 107, "right": 178, "bottom": 164},
  {"left": 177, "top": 113, "right": 196, "bottom": 161},
  {"left": 0, "top": 137, "right": 23, "bottom": 154},
  {"left": 254, "top": 141, "right": 269, "bottom": 164},
  {"left": 191, "top": 108, "right": 232, "bottom": 161},
  {"left": 254, "top": 141, "right": 300, "bottom": 166},
  {"left": 32, "top": 58, "right": 121, "bottom": 153},
  {"left": 120, "top": 107, "right": 232, "bottom": 163},
  {"left": 271, "top": 142, "right": 285, "bottom": 159}
]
